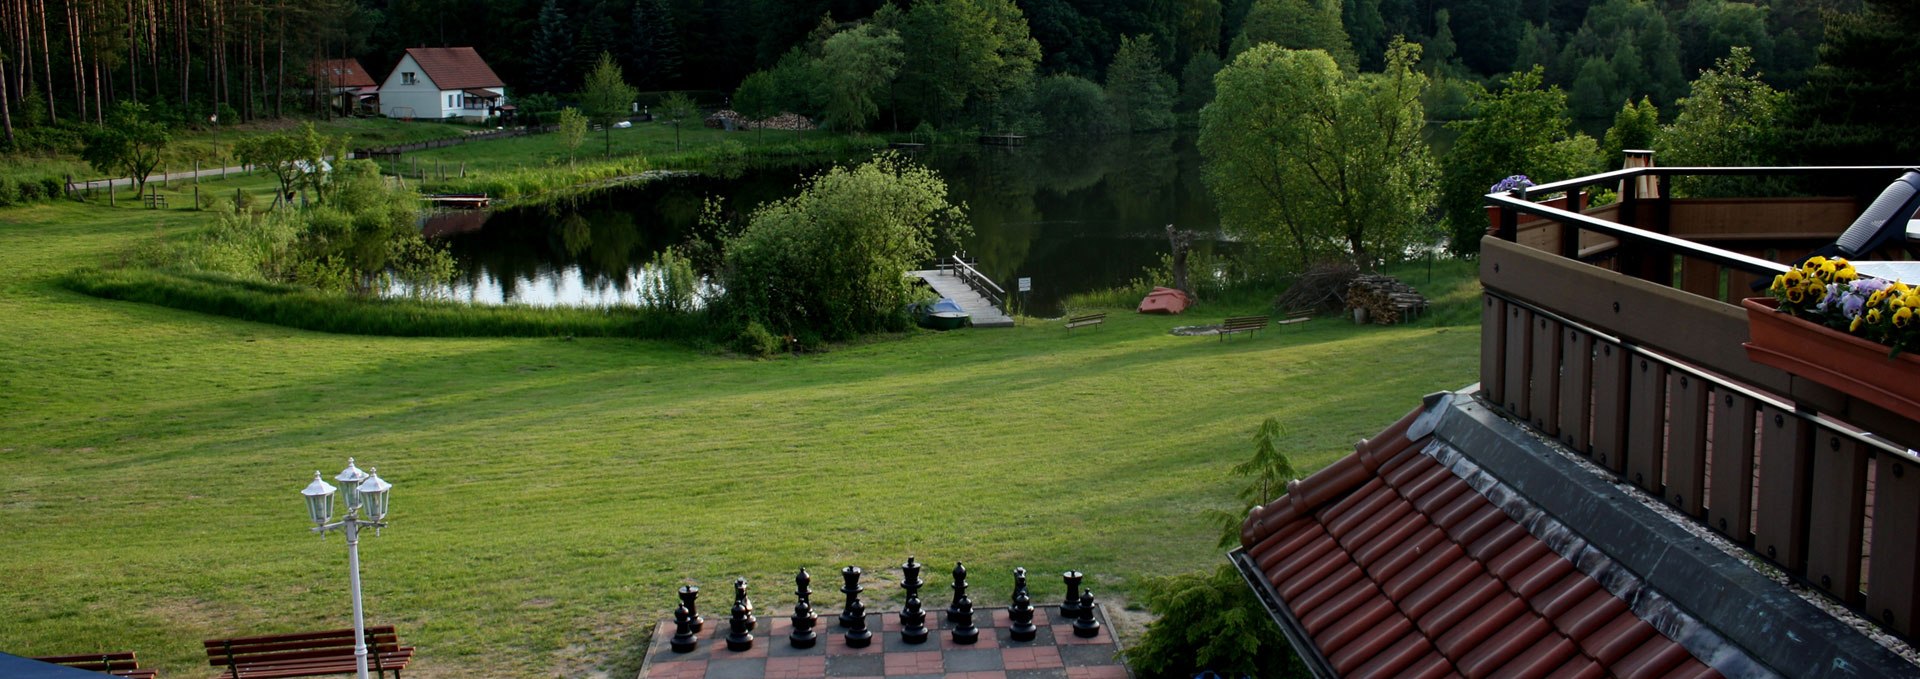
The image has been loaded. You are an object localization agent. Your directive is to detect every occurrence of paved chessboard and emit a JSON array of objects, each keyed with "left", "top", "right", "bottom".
[{"left": 639, "top": 605, "right": 1130, "bottom": 679}]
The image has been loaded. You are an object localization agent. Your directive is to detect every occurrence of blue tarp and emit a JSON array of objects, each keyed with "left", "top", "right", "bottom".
[
  {"left": 0, "top": 652, "right": 125, "bottom": 678},
  {"left": 931, "top": 298, "right": 965, "bottom": 314}
]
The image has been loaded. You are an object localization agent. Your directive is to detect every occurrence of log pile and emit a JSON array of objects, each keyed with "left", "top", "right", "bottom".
[
  {"left": 1274, "top": 263, "right": 1359, "bottom": 314},
  {"left": 1346, "top": 274, "right": 1428, "bottom": 325},
  {"left": 706, "top": 110, "right": 818, "bottom": 131}
]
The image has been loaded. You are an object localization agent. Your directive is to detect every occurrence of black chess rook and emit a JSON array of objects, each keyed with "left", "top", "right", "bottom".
[{"left": 1061, "top": 570, "right": 1085, "bottom": 620}]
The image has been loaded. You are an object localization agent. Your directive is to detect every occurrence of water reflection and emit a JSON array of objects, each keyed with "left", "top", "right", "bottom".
[{"left": 408, "top": 132, "right": 1225, "bottom": 316}]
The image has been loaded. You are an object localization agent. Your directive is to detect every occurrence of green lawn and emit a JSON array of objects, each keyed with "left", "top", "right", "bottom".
[{"left": 0, "top": 200, "right": 1482, "bottom": 677}]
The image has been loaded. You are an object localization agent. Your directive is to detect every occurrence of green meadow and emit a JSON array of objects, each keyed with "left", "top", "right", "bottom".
[{"left": 0, "top": 167, "right": 1481, "bottom": 677}]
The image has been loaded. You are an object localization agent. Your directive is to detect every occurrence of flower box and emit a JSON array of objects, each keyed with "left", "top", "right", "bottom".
[
  {"left": 1742, "top": 297, "right": 1920, "bottom": 419},
  {"left": 1485, "top": 192, "right": 1587, "bottom": 233}
]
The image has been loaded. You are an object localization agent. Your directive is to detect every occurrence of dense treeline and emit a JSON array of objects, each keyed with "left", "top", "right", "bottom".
[{"left": 0, "top": 0, "right": 1858, "bottom": 140}]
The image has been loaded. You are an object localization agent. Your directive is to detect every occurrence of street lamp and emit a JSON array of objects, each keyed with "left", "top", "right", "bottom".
[{"left": 300, "top": 458, "right": 395, "bottom": 679}]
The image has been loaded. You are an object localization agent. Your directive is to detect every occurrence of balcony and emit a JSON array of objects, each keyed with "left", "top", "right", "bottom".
[{"left": 1478, "top": 162, "right": 1920, "bottom": 640}]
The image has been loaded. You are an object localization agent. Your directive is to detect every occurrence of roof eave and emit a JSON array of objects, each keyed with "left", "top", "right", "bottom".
[{"left": 1228, "top": 548, "right": 1340, "bottom": 679}]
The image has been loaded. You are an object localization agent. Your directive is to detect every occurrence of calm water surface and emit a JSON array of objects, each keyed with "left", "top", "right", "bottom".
[{"left": 412, "top": 132, "right": 1224, "bottom": 317}]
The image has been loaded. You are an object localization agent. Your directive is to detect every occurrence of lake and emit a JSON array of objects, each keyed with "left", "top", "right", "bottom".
[{"left": 409, "top": 132, "right": 1225, "bottom": 317}]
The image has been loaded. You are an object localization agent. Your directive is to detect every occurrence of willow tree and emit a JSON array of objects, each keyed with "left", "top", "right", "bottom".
[{"left": 1199, "top": 39, "right": 1435, "bottom": 269}]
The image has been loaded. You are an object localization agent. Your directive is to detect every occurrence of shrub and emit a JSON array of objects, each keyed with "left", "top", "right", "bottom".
[
  {"left": 16, "top": 178, "right": 41, "bottom": 202},
  {"left": 1034, "top": 75, "right": 1116, "bottom": 137},
  {"left": 639, "top": 248, "right": 700, "bottom": 314},
  {"left": 39, "top": 177, "right": 63, "bottom": 200},
  {"left": 1124, "top": 562, "right": 1305, "bottom": 679},
  {"left": 0, "top": 177, "right": 18, "bottom": 207},
  {"left": 720, "top": 153, "right": 967, "bottom": 340},
  {"left": 732, "top": 320, "right": 784, "bottom": 357}
]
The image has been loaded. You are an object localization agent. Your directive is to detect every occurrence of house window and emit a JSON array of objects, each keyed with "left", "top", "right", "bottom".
[
  {"left": 448, "top": 94, "right": 456, "bottom": 108},
  {"left": 401, "top": 72, "right": 417, "bottom": 85}
]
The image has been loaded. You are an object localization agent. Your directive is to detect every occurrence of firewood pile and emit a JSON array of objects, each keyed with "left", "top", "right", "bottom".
[
  {"left": 705, "top": 110, "right": 817, "bottom": 131},
  {"left": 1347, "top": 274, "right": 1428, "bottom": 325},
  {"left": 1274, "top": 263, "right": 1359, "bottom": 313}
]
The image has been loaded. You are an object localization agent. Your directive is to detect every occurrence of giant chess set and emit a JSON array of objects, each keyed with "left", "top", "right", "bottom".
[{"left": 639, "top": 559, "right": 1130, "bottom": 679}]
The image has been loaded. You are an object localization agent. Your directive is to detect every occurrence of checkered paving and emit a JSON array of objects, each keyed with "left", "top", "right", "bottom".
[{"left": 640, "top": 605, "right": 1129, "bottom": 679}]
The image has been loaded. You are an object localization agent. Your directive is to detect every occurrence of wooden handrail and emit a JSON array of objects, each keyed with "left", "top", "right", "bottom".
[{"left": 942, "top": 255, "right": 1005, "bottom": 309}]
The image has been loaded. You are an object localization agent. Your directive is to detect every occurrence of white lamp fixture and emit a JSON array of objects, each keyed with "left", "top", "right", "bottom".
[{"left": 298, "top": 459, "right": 395, "bottom": 679}]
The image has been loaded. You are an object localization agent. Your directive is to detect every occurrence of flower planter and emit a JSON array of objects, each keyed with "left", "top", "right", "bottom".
[
  {"left": 1742, "top": 297, "right": 1920, "bottom": 419},
  {"left": 1485, "top": 192, "right": 1587, "bottom": 233}
]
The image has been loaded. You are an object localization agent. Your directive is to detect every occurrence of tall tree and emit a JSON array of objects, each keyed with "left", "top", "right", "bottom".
[
  {"left": 1233, "top": 0, "right": 1355, "bottom": 70},
  {"left": 1659, "top": 47, "right": 1785, "bottom": 196},
  {"left": 1603, "top": 96, "right": 1659, "bottom": 169},
  {"left": 626, "top": 0, "right": 682, "bottom": 89},
  {"left": 1106, "top": 34, "right": 1177, "bottom": 132},
  {"left": 528, "top": 0, "right": 572, "bottom": 94},
  {"left": 1438, "top": 68, "right": 1601, "bottom": 254},
  {"left": 895, "top": 0, "right": 1037, "bottom": 129},
  {"left": 818, "top": 22, "right": 902, "bottom": 131},
  {"left": 1200, "top": 40, "right": 1436, "bottom": 268},
  {"left": 81, "top": 101, "right": 168, "bottom": 197},
  {"left": 578, "top": 52, "right": 636, "bottom": 158},
  {"left": 1787, "top": 0, "right": 1919, "bottom": 166}
]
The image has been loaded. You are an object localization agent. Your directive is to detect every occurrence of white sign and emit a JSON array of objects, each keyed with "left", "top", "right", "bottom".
[{"left": 1018, "top": 277, "right": 1032, "bottom": 292}]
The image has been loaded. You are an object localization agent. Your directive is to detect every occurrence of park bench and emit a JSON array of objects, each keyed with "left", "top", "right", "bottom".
[
  {"left": 1065, "top": 312, "right": 1107, "bottom": 331},
  {"left": 1218, "top": 315, "right": 1270, "bottom": 341},
  {"left": 205, "top": 626, "right": 413, "bottom": 679},
  {"left": 1277, "top": 310, "right": 1313, "bottom": 328},
  {"left": 32, "top": 651, "right": 158, "bottom": 678},
  {"left": 143, "top": 192, "right": 167, "bottom": 209}
]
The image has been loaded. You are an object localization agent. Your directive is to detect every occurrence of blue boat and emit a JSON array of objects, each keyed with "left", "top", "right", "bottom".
[{"left": 920, "top": 298, "right": 971, "bottom": 330}]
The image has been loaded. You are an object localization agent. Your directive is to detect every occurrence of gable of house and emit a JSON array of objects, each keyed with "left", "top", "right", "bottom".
[{"left": 313, "top": 58, "right": 376, "bottom": 89}]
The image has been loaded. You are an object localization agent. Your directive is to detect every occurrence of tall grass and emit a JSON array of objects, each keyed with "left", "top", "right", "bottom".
[{"left": 63, "top": 267, "right": 718, "bottom": 340}]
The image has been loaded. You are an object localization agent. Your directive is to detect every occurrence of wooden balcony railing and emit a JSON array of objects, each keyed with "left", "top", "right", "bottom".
[{"left": 1479, "top": 165, "right": 1920, "bottom": 640}]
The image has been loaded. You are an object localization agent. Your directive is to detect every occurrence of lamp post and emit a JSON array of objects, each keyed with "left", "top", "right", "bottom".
[{"left": 300, "top": 458, "right": 394, "bottom": 679}]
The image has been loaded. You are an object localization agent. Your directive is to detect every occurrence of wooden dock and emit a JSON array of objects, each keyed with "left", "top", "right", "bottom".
[{"left": 910, "top": 269, "right": 1014, "bottom": 328}]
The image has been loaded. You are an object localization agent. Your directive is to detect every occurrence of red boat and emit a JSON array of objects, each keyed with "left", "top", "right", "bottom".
[{"left": 1137, "top": 287, "right": 1191, "bottom": 314}]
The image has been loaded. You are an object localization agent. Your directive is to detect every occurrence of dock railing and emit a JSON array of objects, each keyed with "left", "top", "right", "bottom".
[
  {"left": 941, "top": 255, "right": 1006, "bottom": 312},
  {"left": 1479, "top": 164, "right": 1920, "bottom": 640}
]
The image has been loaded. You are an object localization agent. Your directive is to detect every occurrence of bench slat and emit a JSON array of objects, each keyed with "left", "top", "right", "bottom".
[
  {"left": 209, "top": 642, "right": 405, "bottom": 667},
  {"left": 206, "top": 627, "right": 411, "bottom": 679},
  {"left": 208, "top": 634, "right": 400, "bottom": 656},
  {"left": 205, "top": 626, "right": 393, "bottom": 648}
]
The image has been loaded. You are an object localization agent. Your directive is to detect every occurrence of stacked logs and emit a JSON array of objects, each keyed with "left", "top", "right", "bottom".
[
  {"left": 1273, "top": 263, "right": 1359, "bottom": 314},
  {"left": 1346, "top": 274, "right": 1428, "bottom": 325}
]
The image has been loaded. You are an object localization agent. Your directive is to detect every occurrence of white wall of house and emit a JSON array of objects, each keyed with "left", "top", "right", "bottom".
[{"left": 379, "top": 54, "right": 443, "bottom": 119}]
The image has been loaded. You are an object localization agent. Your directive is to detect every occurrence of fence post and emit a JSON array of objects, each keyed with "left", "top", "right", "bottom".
[
  {"left": 194, "top": 184, "right": 201, "bottom": 209},
  {"left": 194, "top": 160, "right": 200, "bottom": 184}
]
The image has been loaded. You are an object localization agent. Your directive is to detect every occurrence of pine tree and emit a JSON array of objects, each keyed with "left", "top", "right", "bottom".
[
  {"left": 1106, "top": 34, "right": 1177, "bottom": 132},
  {"left": 626, "top": 0, "right": 683, "bottom": 89},
  {"left": 529, "top": 0, "right": 574, "bottom": 94}
]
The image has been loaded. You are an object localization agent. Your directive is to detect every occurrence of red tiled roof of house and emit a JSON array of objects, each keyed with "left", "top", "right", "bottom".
[
  {"left": 404, "top": 47, "right": 504, "bottom": 90},
  {"left": 1238, "top": 407, "right": 1723, "bottom": 679},
  {"left": 313, "top": 58, "right": 376, "bottom": 88}
]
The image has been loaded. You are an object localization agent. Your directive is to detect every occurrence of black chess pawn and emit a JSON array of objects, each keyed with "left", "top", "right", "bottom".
[
  {"left": 838, "top": 566, "right": 865, "bottom": 628},
  {"left": 1061, "top": 570, "right": 1085, "bottom": 620},
  {"left": 727, "top": 600, "right": 756, "bottom": 651},
  {"left": 670, "top": 604, "right": 700, "bottom": 653},
  {"left": 949, "top": 562, "right": 979, "bottom": 644},
  {"left": 791, "top": 569, "right": 819, "bottom": 649},
  {"left": 947, "top": 561, "right": 971, "bottom": 623},
  {"left": 1072, "top": 590, "right": 1101, "bottom": 638},
  {"left": 899, "top": 591, "right": 930, "bottom": 644},
  {"left": 844, "top": 598, "right": 874, "bottom": 648},
  {"left": 678, "top": 585, "right": 705, "bottom": 634},
  {"left": 1009, "top": 567, "right": 1037, "bottom": 642}
]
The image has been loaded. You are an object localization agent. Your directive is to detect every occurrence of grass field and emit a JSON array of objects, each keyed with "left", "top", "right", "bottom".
[{"left": 0, "top": 199, "right": 1483, "bottom": 677}]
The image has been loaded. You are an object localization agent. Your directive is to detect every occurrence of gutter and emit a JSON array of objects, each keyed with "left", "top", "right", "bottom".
[{"left": 1228, "top": 548, "right": 1339, "bottom": 679}]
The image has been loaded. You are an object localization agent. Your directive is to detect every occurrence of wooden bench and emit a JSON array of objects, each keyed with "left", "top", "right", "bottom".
[
  {"left": 143, "top": 192, "right": 167, "bottom": 209},
  {"left": 205, "top": 626, "right": 413, "bottom": 679},
  {"left": 32, "top": 651, "right": 158, "bottom": 678},
  {"left": 1219, "top": 315, "right": 1270, "bottom": 341},
  {"left": 1277, "top": 310, "right": 1313, "bottom": 328},
  {"left": 1065, "top": 312, "right": 1107, "bottom": 331}
]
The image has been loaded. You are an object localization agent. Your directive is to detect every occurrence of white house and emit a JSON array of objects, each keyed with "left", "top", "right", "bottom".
[{"left": 378, "top": 47, "right": 508, "bottom": 121}]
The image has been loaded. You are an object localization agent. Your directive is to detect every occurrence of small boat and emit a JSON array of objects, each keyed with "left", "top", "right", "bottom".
[
  {"left": 920, "top": 298, "right": 972, "bottom": 330},
  {"left": 1137, "top": 287, "right": 1192, "bottom": 314}
]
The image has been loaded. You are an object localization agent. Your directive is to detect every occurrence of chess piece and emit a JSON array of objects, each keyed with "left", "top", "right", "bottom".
[
  {"left": 839, "top": 566, "right": 865, "bottom": 628},
  {"left": 1061, "top": 570, "right": 1085, "bottom": 620},
  {"left": 949, "top": 561, "right": 979, "bottom": 644},
  {"left": 844, "top": 600, "right": 874, "bottom": 648},
  {"left": 900, "top": 557, "right": 929, "bottom": 644},
  {"left": 947, "top": 561, "right": 971, "bottom": 623},
  {"left": 1072, "top": 590, "right": 1101, "bottom": 638},
  {"left": 791, "top": 568, "right": 819, "bottom": 649},
  {"left": 1008, "top": 567, "right": 1037, "bottom": 642},
  {"left": 670, "top": 604, "right": 699, "bottom": 653},
  {"left": 678, "top": 585, "right": 705, "bottom": 634},
  {"left": 733, "top": 578, "right": 756, "bottom": 627},
  {"left": 727, "top": 600, "right": 756, "bottom": 651}
]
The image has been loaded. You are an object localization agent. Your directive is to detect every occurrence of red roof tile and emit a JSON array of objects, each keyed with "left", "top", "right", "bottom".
[
  {"left": 404, "top": 47, "right": 504, "bottom": 90},
  {"left": 313, "top": 58, "right": 376, "bottom": 88},
  {"left": 1238, "top": 407, "right": 1724, "bottom": 679}
]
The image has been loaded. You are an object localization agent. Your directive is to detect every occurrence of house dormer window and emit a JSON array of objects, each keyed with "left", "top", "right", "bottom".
[{"left": 402, "top": 72, "right": 417, "bottom": 85}]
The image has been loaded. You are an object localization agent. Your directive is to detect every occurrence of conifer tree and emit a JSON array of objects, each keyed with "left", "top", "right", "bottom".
[{"left": 530, "top": 0, "right": 575, "bottom": 94}]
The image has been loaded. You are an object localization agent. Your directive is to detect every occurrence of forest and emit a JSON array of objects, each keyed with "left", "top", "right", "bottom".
[{"left": 0, "top": 0, "right": 1883, "bottom": 133}]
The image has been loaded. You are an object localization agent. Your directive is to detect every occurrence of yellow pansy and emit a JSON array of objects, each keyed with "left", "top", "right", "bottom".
[{"left": 1896, "top": 307, "right": 1913, "bottom": 328}]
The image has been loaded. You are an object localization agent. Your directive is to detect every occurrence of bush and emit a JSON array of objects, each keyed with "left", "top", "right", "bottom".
[
  {"left": 16, "top": 178, "right": 41, "bottom": 202},
  {"left": 0, "top": 177, "right": 18, "bottom": 207},
  {"left": 720, "top": 153, "right": 967, "bottom": 340},
  {"left": 39, "top": 176, "right": 63, "bottom": 200},
  {"left": 732, "top": 320, "right": 784, "bottom": 357},
  {"left": 1124, "top": 562, "right": 1306, "bottom": 679},
  {"left": 1034, "top": 75, "right": 1116, "bottom": 137}
]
